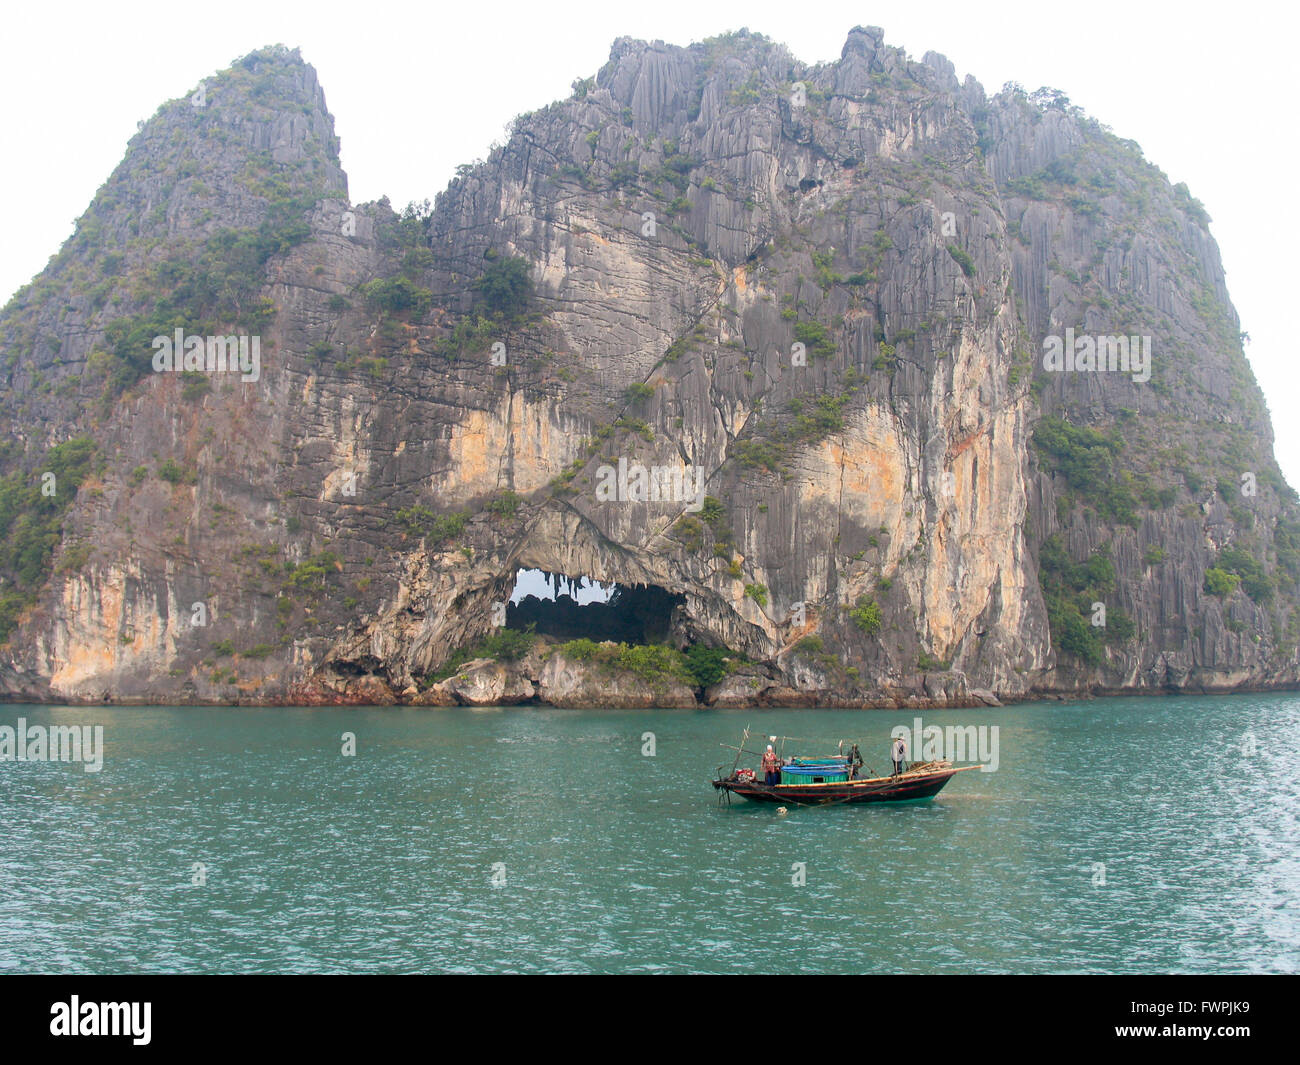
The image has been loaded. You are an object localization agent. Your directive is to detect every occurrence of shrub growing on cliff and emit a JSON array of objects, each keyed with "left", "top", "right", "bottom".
[
  {"left": 281, "top": 550, "right": 341, "bottom": 597},
  {"left": 375, "top": 198, "right": 432, "bottom": 251},
  {"left": 947, "top": 245, "right": 976, "bottom": 278},
  {"left": 0, "top": 437, "right": 96, "bottom": 641},
  {"left": 609, "top": 643, "right": 686, "bottom": 682},
  {"left": 1215, "top": 546, "right": 1273, "bottom": 603},
  {"left": 396, "top": 505, "right": 469, "bottom": 545},
  {"left": 697, "top": 496, "right": 734, "bottom": 551},
  {"left": 1034, "top": 416, "right": 1144, "bottom": 526},
  {"left": 849, "top": 597, "right": 882, "bottom": 635},
  {"left": 557, "top": 637, "right": 601, "bottom": 660},
  {"left": 730, "top": 390, "right": 853, "bottom": 475},
  {"left": 683, "top": 644, "right": 729, "bottom": 687},
  {"left": 157, "top": 459, "right": 196, "bottom": 485},
  {"left": 480, "top": 626, "right": 535, "bottom": 660},
  {"left": 1034, "top": 416, "right": 1120, "bottom": 495},
  {"left": 788, "top": 394, "right": 848, "bottom": 442},
  {"left": 473, "top": 256, "right": 533, "bottom": 319},
  {"left": 0, "top": 592, "right": 28, "bottom": 644},
  {"left": 1038, "top": 536, "right": 1134, "bottom": 664},
  {"left": 429, "top": 625, "right": 536, "bottom": 683},
  {"left": 1275, "top": 515, "right": 1300, "bottom": 581},
  {"left": 673, "top": 515, "right": 704, "bottom": 551},
  {"left": 551, "top": 639, "right": 694, "bottom": 685},
  {"left": 485, "top": 490, "right": 522, "bottom": 519},
  {"left": 1054, "top": 609, "right": 1105, "bottom": 666},
  {"left": 792, "top": 320, "right": 836, "bottom": 359},
  {"left": 1204, "top": 567, "right": 1241, "bottom": 598},
  {"left": 732, "top": 439, "right": 784, "bottom": 472},
  {"left": 432, "top": 314, "right": 497, "bottom": 361},
  {"left": 361, "top": 276, "right": 433, "bottom": 315},
  {"left": 180, "top": 370, "right": 210, "bottom": 401},
  {"left": 1172, "top": 182, "right": 1211, "bottom": 228}
]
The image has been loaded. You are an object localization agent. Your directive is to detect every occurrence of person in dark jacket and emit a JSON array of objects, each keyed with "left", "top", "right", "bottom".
[{"left": 848, "top": 743, "right": 863, "bottom": 780}]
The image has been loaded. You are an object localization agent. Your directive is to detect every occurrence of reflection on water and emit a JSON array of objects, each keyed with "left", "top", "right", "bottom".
[{"left": 0, "top": 696, "right": 1295, "bottom": 973}]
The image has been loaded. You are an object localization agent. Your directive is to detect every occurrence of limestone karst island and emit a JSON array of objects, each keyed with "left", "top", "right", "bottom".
[{"left": 2, "top": 30, "right": 1296, "bottom": 711}]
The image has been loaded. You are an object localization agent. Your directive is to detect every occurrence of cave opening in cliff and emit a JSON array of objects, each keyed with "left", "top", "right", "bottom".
[{"left": 506, "top": 568, "right": 683, "bottom": 644}]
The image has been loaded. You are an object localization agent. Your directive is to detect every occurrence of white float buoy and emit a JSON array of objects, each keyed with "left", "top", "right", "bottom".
[{"left": 776, "top": 806, "right": 788, "bottom": 816}]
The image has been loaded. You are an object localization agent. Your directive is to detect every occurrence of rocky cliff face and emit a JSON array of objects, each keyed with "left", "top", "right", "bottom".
[{"left": 1, "top": 31, "right": 1296, "bottom": 706}]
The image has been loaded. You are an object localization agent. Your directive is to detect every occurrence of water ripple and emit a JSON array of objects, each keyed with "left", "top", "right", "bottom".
[{"left": 0, "top": 698, "right": 1295, "bottom": 972}]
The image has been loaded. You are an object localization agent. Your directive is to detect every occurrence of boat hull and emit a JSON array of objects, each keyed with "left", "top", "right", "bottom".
[{"left": 712, "top": 766, "right": 968, "bottom": 805}]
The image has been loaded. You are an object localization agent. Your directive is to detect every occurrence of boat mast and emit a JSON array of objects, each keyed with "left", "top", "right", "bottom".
[{"left": 731, "top": 726, "right": 750, "bottom": 775}]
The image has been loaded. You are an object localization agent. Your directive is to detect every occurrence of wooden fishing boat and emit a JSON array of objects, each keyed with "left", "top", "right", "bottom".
[{"left": 712, "top": 727, "right": 979, "bottom": 806}]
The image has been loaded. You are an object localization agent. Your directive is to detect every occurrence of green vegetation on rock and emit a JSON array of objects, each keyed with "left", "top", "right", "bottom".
[
  {"left": 1038, "top": 536, "right": 1134, "bottom": 665},
  {"left": 473, "top": 255, "right": 533, "bottom": 320},
  {"left": 0, "top": 438, "right": 96, "bottom": 642},
  {"left": 849, "top": 596, "right": 882, "bottom": 635}
]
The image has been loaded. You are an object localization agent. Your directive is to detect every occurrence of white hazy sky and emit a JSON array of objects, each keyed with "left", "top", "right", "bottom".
[{"left": 4, "top": 1, "right": 1296, "bottom": 479}]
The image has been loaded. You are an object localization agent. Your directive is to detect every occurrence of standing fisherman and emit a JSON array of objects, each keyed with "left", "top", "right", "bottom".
[
  {"left": 848, "top": 743, "right": 863, "bottom": 780},
  {"left": 891, "top": 735, "right": 908, "bottom": 776},
  {"left": 762, "top": 744, "right": 782, "bottom": 786}
]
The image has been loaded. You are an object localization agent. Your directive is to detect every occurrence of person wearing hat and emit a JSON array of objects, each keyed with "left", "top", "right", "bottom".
[
  {"left": 891, "top": 735, "right": 908, "bottom": 776},
  {"left": 762, "top": 744, "right": 782, "bottom": 786}
]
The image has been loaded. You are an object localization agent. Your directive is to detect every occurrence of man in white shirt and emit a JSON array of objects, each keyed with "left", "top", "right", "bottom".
[{"left": 891, "top": 735, "right": 908, "bottom": 776}]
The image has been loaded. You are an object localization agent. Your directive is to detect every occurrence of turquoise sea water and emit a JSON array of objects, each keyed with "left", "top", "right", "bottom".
[{"left": 0, "top": 695, "right": 1296, "bottom": 973}]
